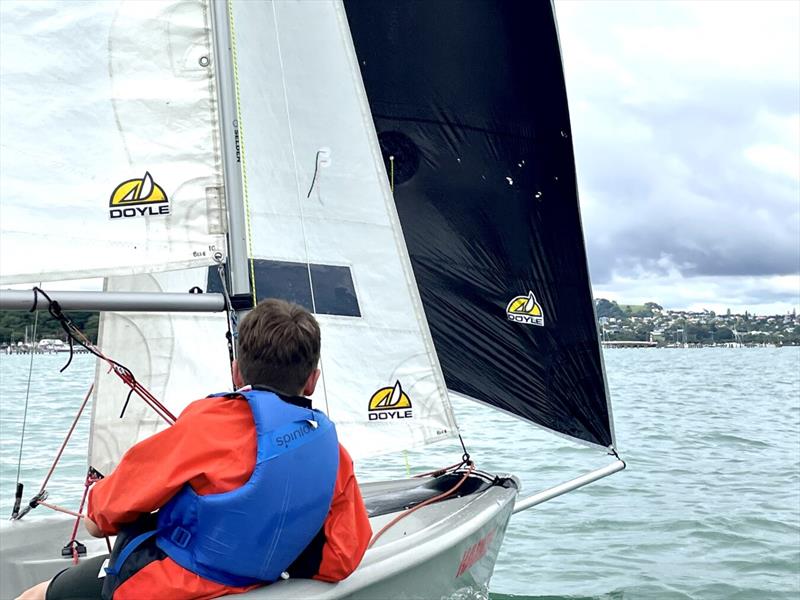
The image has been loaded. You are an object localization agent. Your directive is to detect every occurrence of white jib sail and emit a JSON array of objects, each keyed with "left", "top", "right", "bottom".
[
  {"left": 0, "top": 0, "right": 227, "bottom": 285},
  {"left": 230, "top": 0, "right": 458, "bottom": 459}
]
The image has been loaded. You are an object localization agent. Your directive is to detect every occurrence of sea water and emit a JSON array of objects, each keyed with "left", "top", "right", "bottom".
[{"left": 1, "top": 348, "right": 798, "bottom": 599}]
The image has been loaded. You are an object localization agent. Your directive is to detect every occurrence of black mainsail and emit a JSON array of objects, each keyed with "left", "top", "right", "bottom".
[{"left": 345, "top": 0, "right": 614, "bottom": 448}]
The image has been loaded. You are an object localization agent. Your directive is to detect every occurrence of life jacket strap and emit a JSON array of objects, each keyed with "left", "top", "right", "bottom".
[{"left": 105, "top": 529, "right": 158, "bottom": 576}]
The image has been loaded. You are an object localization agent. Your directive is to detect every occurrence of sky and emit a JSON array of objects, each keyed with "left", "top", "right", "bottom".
[
  {"left": 4, "top": 2, "right": 798, "bottom": 317},
  {"left": 555, "top": 0, "right": 800, "bottom": 315}
]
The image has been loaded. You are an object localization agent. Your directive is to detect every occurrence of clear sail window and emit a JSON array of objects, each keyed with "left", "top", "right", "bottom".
[{"left": 208, "top": 260, "right": 360, "bottom": 317}]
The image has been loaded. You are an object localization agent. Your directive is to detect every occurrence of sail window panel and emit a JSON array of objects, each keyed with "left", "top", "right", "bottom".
[
  {"left": 207, "top": 260, "right": 360, "bottom": 318},
  {"left": 252, "top": 260, "right": 315, "bottom": 310},
  {"left": 251, "top": 260, "right": 361, "bottom": 318},
  {"left": 303, "top": 219, "right": 421, "bottom": 331},
  {"left": 309, "top": 264, "right": 361, "bottom": 317}
]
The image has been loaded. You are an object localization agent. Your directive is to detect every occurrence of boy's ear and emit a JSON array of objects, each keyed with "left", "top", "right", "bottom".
[
  {"left": 232, "top": 360, "right": 244, "bottom": 389},
  {"left": 302, "top": 368, "right": 321, "bottom": 397}
]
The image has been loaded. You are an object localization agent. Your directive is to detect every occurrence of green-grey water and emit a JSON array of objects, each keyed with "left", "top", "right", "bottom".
[{"left": 1, "top": 348, "right": 799, "bottom": 599}]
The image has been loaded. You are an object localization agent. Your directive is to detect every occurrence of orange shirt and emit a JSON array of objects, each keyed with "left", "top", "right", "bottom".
[{"left": 88, "top": 395, "right": 371, "bottom": 599}]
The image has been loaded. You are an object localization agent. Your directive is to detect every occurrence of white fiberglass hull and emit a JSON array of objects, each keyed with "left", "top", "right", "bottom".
[{"left": 1, "top": 475, "right": 518, "bottom": 599}]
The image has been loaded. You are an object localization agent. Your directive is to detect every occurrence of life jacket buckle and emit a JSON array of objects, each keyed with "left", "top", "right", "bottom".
[{"left": 170, "top": 526, "right": 192, "bottom": 548}]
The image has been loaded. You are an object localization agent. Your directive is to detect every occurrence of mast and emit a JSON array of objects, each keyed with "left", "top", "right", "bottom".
[{"left": 209, "top": 0, "right": 252, "bottom": 313}]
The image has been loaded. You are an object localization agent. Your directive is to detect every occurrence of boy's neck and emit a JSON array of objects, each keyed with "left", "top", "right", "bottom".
[{"left": 243, "top": 384, "right": 312, "bottom": 409}]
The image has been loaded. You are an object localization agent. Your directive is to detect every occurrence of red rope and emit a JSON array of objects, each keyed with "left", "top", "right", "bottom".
[
  {"left": 31, "top": 383, "right": 112, "bottom": 566},
  {"left": 67, "top": 472, "right": 94, "bottom": 564},
  {"left": 38, "top": 500, "right": 84, "bottom": 520},
  {"left": 38, "top": 384, "right": 94, "bottom": 495},
  {"left": 22, "top": 291, "right": 173, "bottom": 565},
  {"left": 368, "top": 463, "right": 476, "bottom": 549},
  {"left": 413, "top": 460, "right": 464, "bottom": 478},
  {"left": 90, "top": 335, "right": 174, "bottom": 425}
]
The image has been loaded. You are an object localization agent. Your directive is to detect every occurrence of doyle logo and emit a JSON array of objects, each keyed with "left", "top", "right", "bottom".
[
  {"left": 109, "top": 171, "right": 169, "bottom": 219},
  {"left": 368, "top": 380, "right": 412, "bottom": 421},
  {"left": 506, "top": 291, "right": 544, "bottom": 326}
]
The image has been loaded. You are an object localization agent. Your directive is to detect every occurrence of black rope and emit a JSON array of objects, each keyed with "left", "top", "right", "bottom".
[
  {"left": 609, "top": 447, "right": 625, "bottom": 468},
  {"left": 457, "top": 433, "right": 471, "bottom": 465},
  {"left": 216, "top": 264, "right": 238, "bottom": 383},
  {"left": 119, "top": 388, "right": 136, "bottom": 419},
  {"left": 11, "top": 483, "right": 24, "bottom": 519},
  {"left": 306, "top": 150, "right": 323, "bottom": 198},
  {"left": 31, "top": 287, "right": 141, "bottom": 418}
]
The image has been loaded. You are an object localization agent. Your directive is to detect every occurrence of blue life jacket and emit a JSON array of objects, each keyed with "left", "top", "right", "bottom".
[{"left": 143, "top": 389, "right": 339, "bottom": 587}]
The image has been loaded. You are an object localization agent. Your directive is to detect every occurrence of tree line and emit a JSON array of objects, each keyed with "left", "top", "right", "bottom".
[{"left": 0, "top": 311, "right": 99, "bottom": 344}]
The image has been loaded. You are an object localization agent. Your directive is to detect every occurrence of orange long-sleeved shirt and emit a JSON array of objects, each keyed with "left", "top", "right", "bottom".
[{"left": 88, "top": 395, "right": 371, "bottom": 599}]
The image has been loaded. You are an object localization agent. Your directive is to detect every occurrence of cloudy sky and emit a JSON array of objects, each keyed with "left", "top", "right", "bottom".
[{"left": 555, "top": 0, "right": 799, "bottom": 314}]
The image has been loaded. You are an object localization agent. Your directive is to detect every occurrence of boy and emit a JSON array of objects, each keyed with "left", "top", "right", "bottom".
[{"left": 20, "top": 299, "right": 371, "bottom": 600}]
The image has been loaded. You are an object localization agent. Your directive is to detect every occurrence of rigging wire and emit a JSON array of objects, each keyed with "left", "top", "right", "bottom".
[
  {"left": 457, "top": 433, "right": 471, "bottom": 464},
  {"left": 11, "top": 306, "right": 40, "bottom": 518},
  {"left": 270, "top": 1, "right": 332, "bottom": 418}
]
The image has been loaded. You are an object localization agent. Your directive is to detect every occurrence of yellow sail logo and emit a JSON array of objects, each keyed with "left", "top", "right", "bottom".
[
  {"left": 506, "top": 291, "right": 544, "bottom": 326},
  {"left": 368, "top": 380, "right": 413, "bottom": 420},
  {"left": 109, "top": 171, "right": 169, "bottom": 219}
]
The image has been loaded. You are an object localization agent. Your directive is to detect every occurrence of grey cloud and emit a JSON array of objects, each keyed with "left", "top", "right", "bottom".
[
  {"left": 558, "top": 2, "right": 799, "bottom": 294},
  {"left": 573, "top": 77, "right": 799, "bottom": 284}
]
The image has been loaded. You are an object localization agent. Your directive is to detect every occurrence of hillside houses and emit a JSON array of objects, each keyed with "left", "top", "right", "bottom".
[{"left": 595, "top": 300, "right": 800, "bottom": 347}]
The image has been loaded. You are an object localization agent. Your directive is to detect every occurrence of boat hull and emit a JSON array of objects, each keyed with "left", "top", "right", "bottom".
[{"left": 1, "top": 475, "right": 517, "bottom": 599}]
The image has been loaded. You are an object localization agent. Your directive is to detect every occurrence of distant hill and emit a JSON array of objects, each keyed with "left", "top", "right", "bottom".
[
  {"left": 593, "top": 298, "right": 799, "bottom": 346},
  {"left": 595, "top": 299, "right": 663, "bottom": 319}
]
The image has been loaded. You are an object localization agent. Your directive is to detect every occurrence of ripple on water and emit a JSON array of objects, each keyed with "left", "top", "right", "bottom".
[{"left": 2, "top": 349, "right": 800, "bottom": 599}]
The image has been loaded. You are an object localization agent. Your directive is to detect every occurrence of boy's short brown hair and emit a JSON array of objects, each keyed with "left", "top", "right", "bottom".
[{"left": 236, "top": 299, "right": 321, "bottom": 394}]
